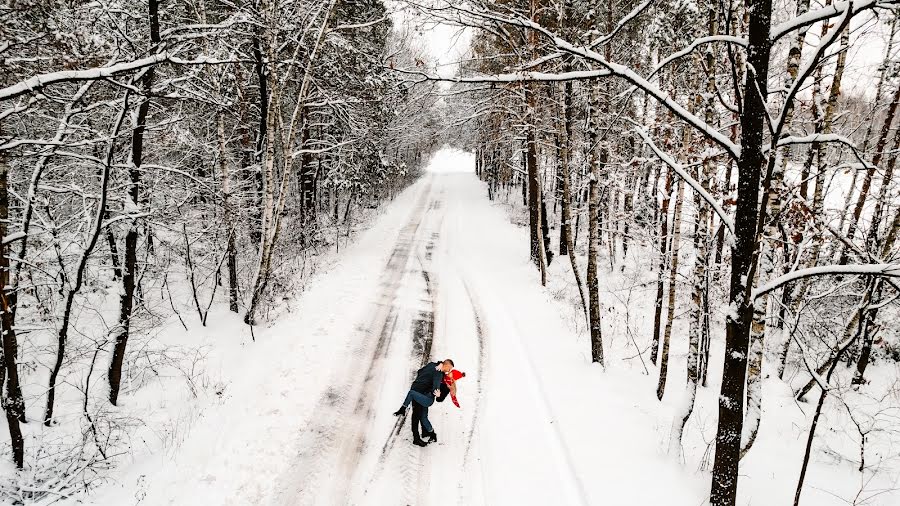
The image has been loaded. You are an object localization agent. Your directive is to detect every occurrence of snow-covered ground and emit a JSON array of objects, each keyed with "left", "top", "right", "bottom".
[{"left": 79, "top": 147, "right": 898, "bottom": 505}]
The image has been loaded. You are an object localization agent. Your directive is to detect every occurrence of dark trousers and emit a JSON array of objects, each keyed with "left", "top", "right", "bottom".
[{"left": 411, "top": 402, "right": 432, "bottom": 440}]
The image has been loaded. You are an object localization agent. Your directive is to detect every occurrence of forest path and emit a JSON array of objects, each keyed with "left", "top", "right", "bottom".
[
  {"left": 100, "top": 149, "right": 698, "bottom": 506},
  {"left": 272, "top": 157, "right": 599, "bottom": 505}
]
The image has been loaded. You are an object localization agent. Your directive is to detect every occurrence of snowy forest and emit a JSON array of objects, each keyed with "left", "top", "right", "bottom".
[{"left": 2, "top": 0, "right": 900, "bottom": 505}]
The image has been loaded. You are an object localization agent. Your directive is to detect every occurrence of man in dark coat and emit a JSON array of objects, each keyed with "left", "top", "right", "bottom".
[{"left": 393, "top": 359, "right": 454, "bottom": 446}]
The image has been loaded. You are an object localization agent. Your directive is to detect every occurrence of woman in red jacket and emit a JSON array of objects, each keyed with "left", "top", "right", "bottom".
[{"left": 437, "top": 369, "right": 465, "bottom": 408}]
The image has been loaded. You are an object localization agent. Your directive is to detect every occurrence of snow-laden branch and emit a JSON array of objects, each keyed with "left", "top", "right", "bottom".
[
  {"left": 769, "top": 0, "right": 884, "bottom": 42},
  {"left": 1, "top": 232, "right": 27, "bottom": 246},
  {"left": 650, "top": 36, "right": 747, "bottom": 78},
  {"left": 587, "top": 0, "right": 656, "bottom": 49},
  {"left": 392, "top": 67, "right": 610, "bottom": 83},
  {"left": 290, "top": 139, "right": 353, "bottom": 158},
  {"left": 633, "top": 125, "right": 735, "bottom": 237},
  {"left": 444, "top": 2, "right": 741, "bottom": 160},
  {"left": 332, "top": 15, "right": 390, "bottom": 31},
  {"left": 772, "top": 2, "right": 855, "bottom": 140},
  {"left": 752, "top": 264, "right": 900, "bottom": 299},
  {"left": 0, "top": 53, "right": 238, "bottom": 102},
  {"left": 770, "top": 133, "right": 873, "bottom": 168},
  {"left": 0, "top": 53, "right": 172, "bottom": 101},
  {"left": 101, "top": 213, "right": 151, "bottom": 229}
]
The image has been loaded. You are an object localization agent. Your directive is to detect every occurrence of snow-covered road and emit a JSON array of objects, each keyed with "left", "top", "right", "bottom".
[{"left": 97, "top": 149, "right": 700, "bottom": 506}]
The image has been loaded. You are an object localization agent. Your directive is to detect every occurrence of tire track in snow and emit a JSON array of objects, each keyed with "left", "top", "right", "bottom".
[
  {"left": 460, "top": 278, "right": 486, "bottom": 466},
  {"left": 482, "top": 289, "right": 591, "bottom": 506},
  {"left": 362, "top": 199, "right": 442, "bottom": 503},
  {"left": 271, "top": 180, "right": 433, "bottom": 505},
  {"left": 447, "top": 178, "right": 586, "bottom": 505}
]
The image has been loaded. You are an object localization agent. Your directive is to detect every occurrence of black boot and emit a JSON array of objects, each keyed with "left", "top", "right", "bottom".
[
  {"left": 393, "top": 406, "right": 406, "bottom": 416},
  {"left": 410, "top": 404, "right": 425, "bottom": 446},
  {"left": 423, "top": 430, "right": 437, "bottom": 443}
]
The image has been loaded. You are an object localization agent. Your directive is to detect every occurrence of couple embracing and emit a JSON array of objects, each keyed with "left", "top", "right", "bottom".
[{"left": 392, "top": 359, "right": 465, "bottom": 447}]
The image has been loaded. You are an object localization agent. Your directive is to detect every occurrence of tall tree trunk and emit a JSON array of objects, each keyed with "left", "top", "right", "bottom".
[
  {"left": 218, "top": 111, "right": 240, "bottom": 313},
  {"left": 710, "top": 0, "right": 772, "bottom": 503},
  {"left": 657, "top": 178, "right": 684, "bottom": 400},
  {"left": 652, "top": 167, "right": 672, "bottom": 365},
  {"left": 672, "top": 8, "right": 718, "bottom": 455},
  {"left": 745, "top": 0, "right": 815, "bottom": 453},
  {"left": 587, "top": 80, "right": 605, "bottom": 365},
  {"left": 46, "top": 91, "right": 130, "bottom": 423},
  {"left": 250, "top": 33, "right": 268, "bottom": 248},
  {"left": 559, "top": 75, "right": 589, "bottom": 327},
  {"left": 0, "top": 134, "right": 25, "bottom": 468},
  {"left": 109, "top": 0, "right": 160, "bottom": 405}
]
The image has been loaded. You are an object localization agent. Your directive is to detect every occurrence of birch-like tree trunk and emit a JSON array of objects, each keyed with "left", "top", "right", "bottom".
[
  {"left": 652, "top": 165, "right": 673, "bottom": 365},
  {"left": 657, "top": 178, "right": 683, "bottom": 400},
  {"left": 559, "top": 75, "right": 589, "bottom": 325},
  {"left": 218, "top": 111, "right": 240, "bottom": 313},
  {"left": 587, "top": 79, "right": 604, "bottom": 365},
  {"left": 745, "top": 0, "right": 817, "bottom": 449},
  {"left": 245, "top": 0, "right": 338, "bottom": 325},
  {"left": 671, "top": 6, "right": 717, "bottom": 457}
]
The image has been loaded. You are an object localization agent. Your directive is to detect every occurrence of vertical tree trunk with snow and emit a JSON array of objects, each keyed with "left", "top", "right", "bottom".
[
  {"left": 587, "top": 80, "right": 604, "bottom": 365},
  {"left": 772, "top": 0, "right": 813, "bottom": 380},
  {"left": 526, "top": 1, "right": 547, "bottom": 282},
  {"left": 246, "top": 0, "right": 337, "bottom": 325},
  {"left": 218, "top": 111, "right": 240, "bottom": 313},
  {"left": 744, "top": 0, "right": 824, "bottom": 454},
  {"left": 559, "top": 74, "right": 589, "bottom": 327},
  {"left": 657, "top": 178, "right": 684, "bottom": 400},
  {"left": 47, "top": 91, "right": 130, "bottom": 423},
  {"left": 109, "top": 0, "right": 160, "bottom": 405},
  {"left": 0, "top": 143, "right": 25, "bottom": 468},
  {"left": 710, "top": 0, "right": 772, "bottom": 502},
  {"left": 652, "top": 167, "right": 673, "bottom": 365},
  {"left": 250, "top": 34, "right": 268, "bottom": 247},
  {"left": 671, "top": 8, "right": 718, "bottom": 456}
]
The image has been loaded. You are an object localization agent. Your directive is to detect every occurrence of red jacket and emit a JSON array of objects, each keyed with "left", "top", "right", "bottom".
[{"left": 442, "top": 370, "right": 465, "bottom": 407}]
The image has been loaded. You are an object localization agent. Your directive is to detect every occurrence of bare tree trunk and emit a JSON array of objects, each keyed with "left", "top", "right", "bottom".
[
  {"left": 109, "top": 0, "right": 160, "bottom": 405},
  {"left": 744, "top": 0, "right": 815, "bottom": 453},
  {"left": 652, "top": 167, "right": 673, "bottom": 365},
  {"left": 672, "top": 10, "right": 718, "bottom": 456},
  {"left": 559, "top": 76, "right": 589, "bottom": 327},
  {"left": 218, "top": 111, "right": 239, "bottom": 313},
  {"left": 710, "top": 0, "right": 772, "bottom": 502},
  {"left": 47, "top": 91, "right": 131, "bottom": 422},
  {"left": 657, "top": 178, "right": 683, "bottom": 400},
  {"left": 587, "top": 80, "right": 604, "bottom": 365},
  {"left": 250, "top": 33, "right": 268, "bottom": 248},
  {"left": 0, "top": 133, "right": 25, "bottom": 468},
  {"left": 526, "top": 83, "right": 548, "bottom": 285}
]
